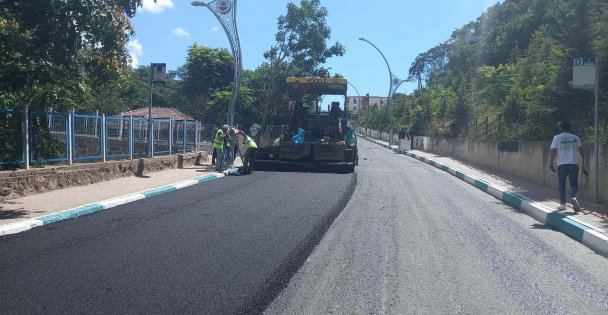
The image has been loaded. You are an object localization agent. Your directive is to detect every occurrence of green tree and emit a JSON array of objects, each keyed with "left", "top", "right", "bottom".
[
  {"left": 177, "top": 44, "right": 233, "bottom": 122},
  {"left": 91, "top": 66, "right": 186, "bottom": 115},
  {"left": 261, "top": 0, "right": 345, "bottom": 126},
  {"left": 0, "top": 0, "right": 144, "bottom": 111},
  {"left": 399, "top": 0, "right": 607, "bottom": 142},
  {"left": 205, "top": 85, "right": 262, "bottom": 130}
]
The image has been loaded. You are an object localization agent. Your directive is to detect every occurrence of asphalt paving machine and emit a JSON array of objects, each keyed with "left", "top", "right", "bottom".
[{"left": 255, "top": 77, "right": 358, "bottom": 170}]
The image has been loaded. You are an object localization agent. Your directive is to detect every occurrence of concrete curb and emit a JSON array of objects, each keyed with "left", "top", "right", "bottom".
[
  {"left": 0, "top": 170, "right": 238, "bottom": 237},
  {"left": 359, "top": 134, "right": 608, "bottom": 257}
]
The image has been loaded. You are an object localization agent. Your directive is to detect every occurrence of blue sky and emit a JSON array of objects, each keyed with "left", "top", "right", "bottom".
[{"left": 130, "top": 0, "right": 501, "bottom": 108}]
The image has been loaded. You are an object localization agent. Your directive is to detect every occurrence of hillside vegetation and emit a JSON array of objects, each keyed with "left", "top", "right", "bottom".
[{"left": 359, "top": 0, "right": 607, "bottom": 143}]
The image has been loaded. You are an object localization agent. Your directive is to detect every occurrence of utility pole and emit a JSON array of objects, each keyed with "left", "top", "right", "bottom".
[
  {"left": 359, "top": 38, "right": 405, "bottom": 147},
  {"left": 149, "top": 63, "right": 166, "bottom": 158},
  {"left": 192, "top": 0, "right": 242, "bottom": 126}
]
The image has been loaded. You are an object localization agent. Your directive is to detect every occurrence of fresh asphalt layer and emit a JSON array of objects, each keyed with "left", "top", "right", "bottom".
[
  {"left": 0, "top": 167, "right": 356, "bottom": 314},
  {"left": 361, "top": 135, "right": 608, "bottom": 258}
]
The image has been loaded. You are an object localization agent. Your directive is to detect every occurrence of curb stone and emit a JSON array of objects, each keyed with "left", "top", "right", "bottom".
[
  {"left": 0, "top": 169, "right": 239, "bottom": 237},
  {"left": 358, "top": 134, "right": 608, "bottom": 257}
]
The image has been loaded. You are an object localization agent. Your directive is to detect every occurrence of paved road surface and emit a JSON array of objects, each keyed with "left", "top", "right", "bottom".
[
  {"left": 2, "top": 137, "right": 608, "bottom": 314},
  {"left": 0, "top": 168, "right": 355, "bottom": 314},
  {"left": 265, "top": 138, "right": 608, "bottom": 314}
]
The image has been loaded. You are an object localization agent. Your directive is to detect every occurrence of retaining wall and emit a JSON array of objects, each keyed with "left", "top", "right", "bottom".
[
  {"left": 357, "top": 128, "right": 607, "bottom": 204},
  {"left": 0, "top": 152, "right": 208, "bottom": 201}
]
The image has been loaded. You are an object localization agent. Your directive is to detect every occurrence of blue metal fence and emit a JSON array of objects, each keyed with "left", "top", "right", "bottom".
[
  {"left": 132, "top": 117, "right": 149, "bottom": 158},
  {"left": 73, "top": 114, "right": 102, "bottom": 161},
  {"left": 154, "top": 119, "right": 171, "bottom": 155},
  {"left": 0, "top": 108, "right": 23, "bottom": 166},
  {"left": 0, "top": 109, "right": 213, "bottom": 169},
  {"left": 197, "top": 123, "right": 215, "bottom": 143},
  {"left": 30, "top": 111, "right": 69, "bottom": 164},
  {"left": 185, "top": 121, "right": 197, "bottom": 152},
  {"left": 106, "top": 116, "right": 130, "bottom": 159}
]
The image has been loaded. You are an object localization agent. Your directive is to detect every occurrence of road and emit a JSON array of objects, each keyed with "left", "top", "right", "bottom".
[
  {"left": 0, "top": 166, "right": 355, "bottom": 314},
  {"left": 1, "top": 138, "right": 608, "bottom": 314},
  {"left": 265, "top": 138, "right": 608, "bottom": 314}
]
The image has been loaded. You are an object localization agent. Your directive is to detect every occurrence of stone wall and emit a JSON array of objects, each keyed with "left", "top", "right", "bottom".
[
  {"left": 356, "top": 127, "right": 399, "bottom": 144},
  {"left": 0, "top": 151, "right": 208, "bottom": 201},
  {"left": 422, "top": 137, "right": 608, "bottom": 204}
]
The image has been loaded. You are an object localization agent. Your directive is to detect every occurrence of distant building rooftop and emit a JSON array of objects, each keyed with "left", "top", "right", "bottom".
[{"left": 120, "top": 107, "right": 193, "bottom": 120}]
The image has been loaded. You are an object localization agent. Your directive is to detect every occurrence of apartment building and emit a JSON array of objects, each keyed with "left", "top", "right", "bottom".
[{"left": 345, "top": 95, "right": 388, "bottom": 114}]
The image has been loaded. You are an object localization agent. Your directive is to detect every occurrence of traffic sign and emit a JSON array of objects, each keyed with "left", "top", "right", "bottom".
[
  {"left": 573, "top": 57, "right": 596, "bottom": 89},
  {"left": 151, "top": 63, "right": 166, "bottom": 83}
]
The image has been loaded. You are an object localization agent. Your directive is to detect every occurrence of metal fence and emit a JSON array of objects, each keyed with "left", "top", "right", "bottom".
[
  {"left": 31, "top": 111, "right": 70, "bottom": 163},
  {"left": 0, "top": 108, "right": 23, "bottom": 165},
  {"left": 462, "top": 114, "right": 603, "bottom": 142},
  {"left": 0, "top": 108, "right": 215, "bottom": 169}
]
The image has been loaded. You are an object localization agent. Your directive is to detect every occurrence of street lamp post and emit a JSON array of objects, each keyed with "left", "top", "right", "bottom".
[
  {"left": 191, "top": 0, "right": 241, "bottom": 126},
  {"left": 359, "top": 37, "right": 405, "bottom": 147}
]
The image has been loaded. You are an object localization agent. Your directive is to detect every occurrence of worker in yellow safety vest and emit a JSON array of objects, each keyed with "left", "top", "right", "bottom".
[
  {"left": 213, "top": 125, "right": 228, "bottom": 171},
  {"left": 222, "top": 128, "right": 236, "bottom": 169},
  {"left": 211, "top": 122, "right": 220, "bottom": 166},
  {"left": 235, "top": 130, "right": 257, "bottom": 174}
]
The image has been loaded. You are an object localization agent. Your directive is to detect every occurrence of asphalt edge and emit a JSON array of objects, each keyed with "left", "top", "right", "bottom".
[
  {"left": 358, "top": 134, "right": 608, "bottom": 257},
  {"left": 0, "top": 168, "right": 241, "bottom": 237}
]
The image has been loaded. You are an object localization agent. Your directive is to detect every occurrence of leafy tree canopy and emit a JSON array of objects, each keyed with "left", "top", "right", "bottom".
[
  {"left": 258, "top": 0, "right": 345, "bottom": 126},
  {"left": 0, "top": 0, "right": 145, "bottom": 110},
  {"left": 365, "top": 0, "right": 607, "bottom": 143}
]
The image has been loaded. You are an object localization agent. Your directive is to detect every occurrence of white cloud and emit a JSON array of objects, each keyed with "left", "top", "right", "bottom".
[
  {"left": 128, "top": 39, "right": 144, "bottom": 68},
  {"left": 140, "top": 0, "right": 174, "bottom": 14},
  {"left": 211, "top": 26, "right": 219, "bottom": 32},
  {"left": 172, "top": 27, "right": 191, "bottom": 37}
]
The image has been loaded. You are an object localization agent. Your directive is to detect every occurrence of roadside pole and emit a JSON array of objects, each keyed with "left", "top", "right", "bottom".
[
  {"left": 22, "top": 106, "right": 29, "bottom": 169},
  {"left": 102, "top": 113, "right": 106, "bottom": 162},
  {"left": 149, "top": 63, "right": 166, "bottom": 158},
  {"left": 129, "top": 116, "right": 134, "bottom": 160},
  {"left": 573, "top": 57, "right": 600, "bottom": 202},
  {"left": 593, "top": 58, "right": 599, "bottom": 203},
  {"left": 68, "top": 109, "right": 73, "bottom": 165}
]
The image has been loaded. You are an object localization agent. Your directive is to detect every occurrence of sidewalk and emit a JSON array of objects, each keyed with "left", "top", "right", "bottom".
[
  {"left": 360, "top": 135, "right": 608, "bottom": 257},
  {"left": 0, "top": 159, "right": 242, "bottom": 236}
]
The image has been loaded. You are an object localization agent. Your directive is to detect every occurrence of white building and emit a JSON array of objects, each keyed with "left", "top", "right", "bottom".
[{"left": 345, "top": 95, "right": 388, "bottom": 114}]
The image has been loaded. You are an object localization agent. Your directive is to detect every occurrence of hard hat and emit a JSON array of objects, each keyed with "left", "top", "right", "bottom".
[{"left": 222, "top": 124, "right": 229, "bottom": 129}]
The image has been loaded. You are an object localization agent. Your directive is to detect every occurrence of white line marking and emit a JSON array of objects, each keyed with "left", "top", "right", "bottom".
[
  {"left": 0, "top": 219, "right": 44, "bottom": 236},
  {"left": 99, "top": 193, "right": 146, "bottom": 209}
]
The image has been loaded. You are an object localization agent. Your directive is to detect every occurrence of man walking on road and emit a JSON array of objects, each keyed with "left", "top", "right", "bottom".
[{"left": 550, "top": 121, "right": 585, "bottom": 212}]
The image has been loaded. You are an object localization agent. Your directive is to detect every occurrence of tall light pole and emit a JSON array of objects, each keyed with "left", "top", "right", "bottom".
[
  {"left": 191, "top": 0, "right": 241, "bottom": 126},
  {"left": 359, "top": 37, "right": 405, "bottom": 147}
]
